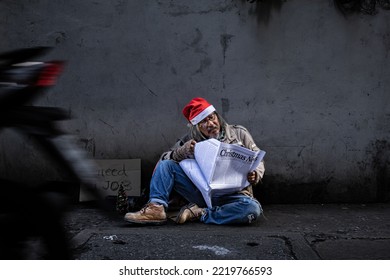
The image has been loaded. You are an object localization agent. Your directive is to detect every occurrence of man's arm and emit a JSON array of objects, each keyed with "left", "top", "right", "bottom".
[{"left": 159, "top": 135, "right": 196, "bottom": 162}]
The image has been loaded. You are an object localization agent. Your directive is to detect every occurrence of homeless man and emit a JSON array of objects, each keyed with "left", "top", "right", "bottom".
[{"left": 124, "top": 97, "right": 265, "bottom": 225}]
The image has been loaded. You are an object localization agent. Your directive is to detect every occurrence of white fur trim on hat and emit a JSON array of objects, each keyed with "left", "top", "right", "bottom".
[{"left": 190, "top": 105, "right": 216, "bottom": 125}]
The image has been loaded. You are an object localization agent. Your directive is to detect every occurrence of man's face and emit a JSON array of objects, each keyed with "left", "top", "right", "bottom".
[{"left": 198, "top": 112, "right": 221, "bottom": 139}]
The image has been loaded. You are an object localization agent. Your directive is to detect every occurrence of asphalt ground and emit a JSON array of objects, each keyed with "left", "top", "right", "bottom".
[
  {"left": 2, "top": 203, "right": 389, "bottom": 280},
  {"left": 64, "top": 202, "right": 390, "bottom": 260}
]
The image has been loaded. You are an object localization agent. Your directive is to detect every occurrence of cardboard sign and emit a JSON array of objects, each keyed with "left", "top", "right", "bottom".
[{"left": 79, "top": 159, "right": 141, "bottom": 201}]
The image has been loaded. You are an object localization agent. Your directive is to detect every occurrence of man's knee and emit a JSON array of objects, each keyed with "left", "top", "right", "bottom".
[
  {"left": 242, "top": 199, "right": 262, "bottom": 224},
  {"left": 155, "top": 159, "right": 177, "bottom": 172}
]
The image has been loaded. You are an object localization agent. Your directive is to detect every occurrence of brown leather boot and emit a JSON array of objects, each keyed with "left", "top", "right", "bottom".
[
  {"left": 124, "top": 203, "right": 167, "bottom": 225},
  {"left": 175, "top": 203, "right": 205, "bottom": 224}
]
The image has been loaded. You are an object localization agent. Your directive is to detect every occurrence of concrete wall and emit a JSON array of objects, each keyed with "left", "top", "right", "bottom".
[{"left": 1, "top": 0, "right": 389, "bottom": 203}]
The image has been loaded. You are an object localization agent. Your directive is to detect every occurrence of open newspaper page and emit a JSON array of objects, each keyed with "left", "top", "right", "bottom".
[
  {"left": 179, "top": 159, "right": 213, "bottom": 208},
  {"left": 196, "top": 139, "right": 265, "bottom": 189},
  {"left": 191, "top": 138, "right": 220, "bottom": 186},
  {"left": 179, "top": 139, "right": 265, "bottom": 208}
]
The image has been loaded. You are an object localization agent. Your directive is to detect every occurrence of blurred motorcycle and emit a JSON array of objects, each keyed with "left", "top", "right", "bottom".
[{"left": 0, "top": 47, "right": 106, "bottom": 259}]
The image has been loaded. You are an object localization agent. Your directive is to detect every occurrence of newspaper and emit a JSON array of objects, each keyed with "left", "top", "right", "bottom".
[{"left": 179, "top": 138, "right": 266, "bottom": 208}]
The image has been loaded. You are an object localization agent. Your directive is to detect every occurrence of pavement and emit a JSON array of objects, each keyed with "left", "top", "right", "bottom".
[{"left": 63, "top": 202, "right": 390, "bottom": 260}]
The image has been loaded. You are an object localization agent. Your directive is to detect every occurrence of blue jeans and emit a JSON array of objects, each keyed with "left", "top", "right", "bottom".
[{"left": 149, "top": 160, "right": 262, "bottom": 225}]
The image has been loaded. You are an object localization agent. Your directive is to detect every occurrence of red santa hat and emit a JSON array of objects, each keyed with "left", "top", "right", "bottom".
[{"left": 182, "top": 97, "right": 216, "bottom": 125}]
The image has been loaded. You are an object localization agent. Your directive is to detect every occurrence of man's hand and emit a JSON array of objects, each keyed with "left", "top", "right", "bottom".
[
  {"left": 172, "top": 139, "right": 197, "bottom": 161},
  {"left": 247, "top": 171, "right": 257, "bottom": 184},
  {"left": 187, "top": 139, "right": 196, "bottom": 155}
]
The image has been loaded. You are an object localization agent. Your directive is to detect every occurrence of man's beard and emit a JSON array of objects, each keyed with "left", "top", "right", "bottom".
[
  {"left": 209, "top": 134, "right": 220, "bottom": 139},
  {"left": 208, "top": 129, "right": 220, "bottom": 139}
]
